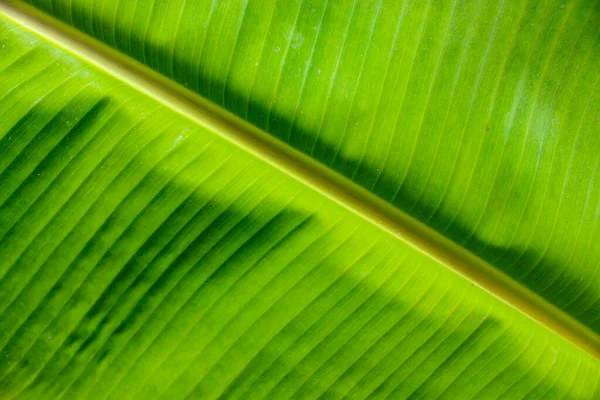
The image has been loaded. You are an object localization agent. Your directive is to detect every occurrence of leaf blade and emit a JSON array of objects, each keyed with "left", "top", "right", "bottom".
[{"left": 1, "top": 1, "right": 600, "bottom": 399}]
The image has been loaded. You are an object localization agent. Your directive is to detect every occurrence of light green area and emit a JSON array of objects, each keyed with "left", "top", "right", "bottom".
[
  {"left": 25, "top": 0, "right": 600, "bottom": 334},
  {"left": 1, "top": 15, "right": 599, "bottom": 400}
]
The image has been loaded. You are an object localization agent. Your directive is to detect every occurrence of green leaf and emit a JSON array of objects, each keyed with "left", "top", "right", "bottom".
[{"left": 0, "top": 0, "right": 599, "bottom": 399}]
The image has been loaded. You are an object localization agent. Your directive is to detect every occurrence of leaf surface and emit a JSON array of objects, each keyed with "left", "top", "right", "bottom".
[{"left": 0, "top": 0, "right": 600, "bottom": 399}]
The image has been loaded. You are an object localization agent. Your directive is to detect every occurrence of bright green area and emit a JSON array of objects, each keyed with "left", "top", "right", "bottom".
[
  {"left": 1, "top": 16, "right": 599, "bottom": 400},
  {"left": 24, "top": 0, "right": 600, "bottom": 334}
]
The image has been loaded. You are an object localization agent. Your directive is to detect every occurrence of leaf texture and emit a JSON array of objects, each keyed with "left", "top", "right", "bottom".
[{"left": 1, "top": 0, "right": 600, "bottom": 399}]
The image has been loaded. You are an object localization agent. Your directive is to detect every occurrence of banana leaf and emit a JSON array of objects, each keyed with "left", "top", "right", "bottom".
[{"left": 0, "top": 0, "right": 599, "bottom": 398}]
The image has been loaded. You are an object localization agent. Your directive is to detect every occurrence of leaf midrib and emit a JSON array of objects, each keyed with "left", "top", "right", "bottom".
[{"left": 2, "top": 0, "right": 599, "bottom": 361}]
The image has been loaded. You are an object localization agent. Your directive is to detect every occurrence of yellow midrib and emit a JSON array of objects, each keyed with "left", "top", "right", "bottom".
[{"left": 2, "top": 0, "right": 600, "bottom": 361}]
